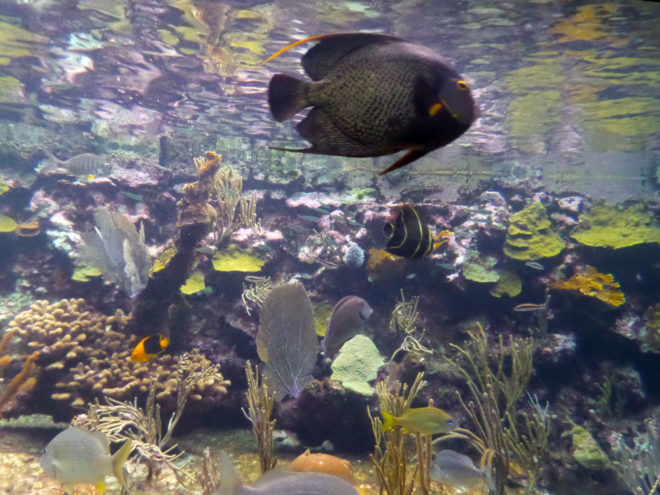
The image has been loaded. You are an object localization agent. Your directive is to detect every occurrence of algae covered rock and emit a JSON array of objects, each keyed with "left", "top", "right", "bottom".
[
  {"left": 504, "top": 201, "right": 564, "bottom": 260},
  {"left": 567, "top": 425, "right": 610, "bottom": 471},
  {"left": 330, "top": 335, "right": 384, "bottom": 396},
  {"left": 571, "top": 202, "right": 660, "bottom": 249}
]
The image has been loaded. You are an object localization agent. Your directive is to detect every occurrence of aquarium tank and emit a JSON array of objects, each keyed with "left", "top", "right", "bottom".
[{"left": 0, "top": 0, "right": 659, "bottom": 494}]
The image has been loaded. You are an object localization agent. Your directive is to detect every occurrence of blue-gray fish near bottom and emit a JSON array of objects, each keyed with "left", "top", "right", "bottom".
[
  {"left": 431, "top": 449, "right": 486, "bottom": 492},
  {"left": 214, "top": 450, "right": 358, "bottom": 495},
  {"left": 39, "top": 427, "right": 132, "bottom": 494}
]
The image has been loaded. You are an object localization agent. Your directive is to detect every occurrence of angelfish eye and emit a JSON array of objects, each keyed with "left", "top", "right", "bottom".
[{"left": 456, "top": 80, "right": 469, "bottom": 92}]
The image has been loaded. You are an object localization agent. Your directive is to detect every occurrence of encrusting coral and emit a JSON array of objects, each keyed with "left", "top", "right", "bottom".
[
  {"left": 571, "top": 202, "right": 660, "bottom": 249},
  {"left": 4, "top": 299, "right": 229, "bottom": 417},
  {"left": 503, "top": 201, "right": 564, "bottom": 260},
  {"left": 551, "top": 265, "right": 625, "bottom": 307}
]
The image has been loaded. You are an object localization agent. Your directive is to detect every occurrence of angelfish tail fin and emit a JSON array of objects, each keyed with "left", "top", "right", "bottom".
[
  {"left": 111, "top": 439, "right": 133, "bottom": 489},
  {"left": 268, "top": 74, "right": 310, "bottom": 122}
]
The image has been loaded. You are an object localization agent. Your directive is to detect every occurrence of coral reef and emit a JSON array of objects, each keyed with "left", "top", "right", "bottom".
[
  {"left": 212, "top": 245, "right": 266, "bottom": 272},
  {"left": 551, "top": 265, "right": 625, "bottom": 307},
  {"left": 503, "top": 201, "right": 564, "bottom": 260},
  {"left": 129, "top": 152, "right": 222, "bottom": 337},
  {"left": 330, "top": 335, "right": 383, "bottom": 396},
  {"left": 571, "top": 202, "right": 660, "bottom": 249},
  {"left": 4, "top": 299, "right": 229, "bottom": 417}
]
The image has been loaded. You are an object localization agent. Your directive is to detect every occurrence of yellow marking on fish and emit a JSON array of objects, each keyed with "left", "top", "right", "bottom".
[
  {"left": 263, "top": 33, "right": 329, "bottom": 64},
  {"left": 428, "top": 102, "right": 443, "bottom": 116},
  {"left": 456, "top": 80, "right": 469, "bottom": 91}
]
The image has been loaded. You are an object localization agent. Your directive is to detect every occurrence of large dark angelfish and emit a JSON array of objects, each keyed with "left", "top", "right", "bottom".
[{"left": 265, "top": 32, "right": 478, "bottom": 175}]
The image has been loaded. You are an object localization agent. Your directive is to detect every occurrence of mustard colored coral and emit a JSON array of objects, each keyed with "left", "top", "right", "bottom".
[
  {"left": 180, "top": 270, "right": 206, "bottom": 295},
  {"left": 551, "top": 266, "right": 625, "bottom": 307},
  {"left": 571, "top": 202, "right": 660, "bottom": 249},
  {"left": 212, "top": 245, "right": 265, "bottom": 272},
  {"left": 504, "top": 201, "right": 564, "bottom": 261}
]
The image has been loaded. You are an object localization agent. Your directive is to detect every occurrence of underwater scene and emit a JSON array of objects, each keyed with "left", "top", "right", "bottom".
[{"left": 0, "top": 0, "right": 659, "bottom": 494}]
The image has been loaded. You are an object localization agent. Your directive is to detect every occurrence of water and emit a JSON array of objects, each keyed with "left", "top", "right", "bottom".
[{"left": 0, "top": 0, "right": 659, "bottom": 494}]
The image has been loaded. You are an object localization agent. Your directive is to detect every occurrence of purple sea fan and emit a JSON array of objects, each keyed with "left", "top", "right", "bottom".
[{"left": 256, "top": 280, "right": 317, "bottom": 398}]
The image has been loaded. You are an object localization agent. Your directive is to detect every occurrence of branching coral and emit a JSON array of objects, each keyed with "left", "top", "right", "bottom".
[
  {"left": 368, "top": 372, "right": 427, "bottom": 495},
  {"left": 551, "top": 265, "right": 625, "bottom": 307},
  {"left": 130, "top": 152, "right": 222, "bottom": 336},
  {"left": 199, "top": 156, "right": 260, "bottom": 244},
  {"left": 242, "top": 361, "right": 277, "bottom": 473},
  {"left": 82, "top": 351, "right": 226, "bottom": 488},
  {"left": 438, "top": 324, "right": 547, "bottom": 495},
  {"left": 5, "top": 299, "right": 229, "bottom": 415},
  {"left": 389, "top": 289, "right": 432, "bottom": 362},
  {"left": 241, "top": 275, "right": 272, "bottom": 316}
]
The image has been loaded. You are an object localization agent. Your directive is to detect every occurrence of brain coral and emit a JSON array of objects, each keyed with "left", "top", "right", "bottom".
[
  {"left": 4, "top": 299, "right": 229, "bottom": 417},
  {"left": 571, "top": 202, "right": 660, "bottom": 249},
  {"left": 504, "top": 201, "right": 564, "bottom": 261}
]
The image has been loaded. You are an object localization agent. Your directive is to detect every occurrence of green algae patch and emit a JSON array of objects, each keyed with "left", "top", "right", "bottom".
[
  {"left": 0, "top": 214, "right": 17, "bottom": 233},
  {"left": 149, "top": 247, "right": 177, "bottom": 277},
  {"left": 331, "top": 335, "right": 383, "bottom": 396},
  {"left": 571, "top": 202, "right": 660, "bottom": 249},
  {"left": 314, "top": 301, "right": 333, "bottom": 337},
  {"left": 0, "top": 76, "right": 23, "bottom": 103},
  {"left": 567, "top": 425, "right": 610, "bottom": 471},
  {"left": 489, "top": 269, "right": 522, "bottom": 298},
  {"left": 462, "top": 251, "right": 500, "bottom": 283},
  {"left": 0, "top": 22, "right": 47, "bottom": 58},
  {"left": 71, "top": 264, "right": 102, "bottom": 282},
  {"left": 212, "top": 245, "right": 265, "bottom": 272},
  {"left": 180, "top": 271, "right": 206, "bottom": 295},
  {"left": 504, "top": 202, "right": 564, "bottom": 261}
]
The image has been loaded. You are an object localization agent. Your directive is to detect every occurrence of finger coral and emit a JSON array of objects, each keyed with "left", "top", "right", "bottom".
[
  {"left": 551, "top": 265, "right": 625, "bottom": 307},
  {"left": 504, "top": 201, "right": 564, "bottom": 260},
  {"left": 4, "top": 299, "right": 229, "bottom": 417}
]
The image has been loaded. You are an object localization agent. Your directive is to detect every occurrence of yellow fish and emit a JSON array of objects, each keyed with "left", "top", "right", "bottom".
[
  {"left": 131, "top": 334, "right": 169, "bottom": 362},
  {"left": 382, "top": 406, "right": 454, "bottom": 435}
]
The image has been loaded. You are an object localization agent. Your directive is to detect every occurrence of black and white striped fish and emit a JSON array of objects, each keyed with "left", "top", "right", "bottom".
[{"left": 383, "top": 204, "right": 433, "bottom": 258}]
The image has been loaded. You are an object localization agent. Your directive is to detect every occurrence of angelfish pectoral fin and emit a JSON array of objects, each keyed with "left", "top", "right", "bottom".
[{"left": 377, "top": 149, "right": 430, "bottom": 176}]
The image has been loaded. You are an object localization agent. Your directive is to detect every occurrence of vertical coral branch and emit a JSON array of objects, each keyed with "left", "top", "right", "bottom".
[
  {"left": 128, "top": 152, "right": 223, "bottom": 337},
  {"left": 0, "top": 350, "right": 40, "bottom": 418},
  {"left": 242, "top": 361, "right": 277, "bottom": 473}
]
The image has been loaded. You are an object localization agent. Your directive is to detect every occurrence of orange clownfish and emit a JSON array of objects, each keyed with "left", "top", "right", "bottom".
[{"left": 131, "top": 334, "right": 169, "bottom": 362}]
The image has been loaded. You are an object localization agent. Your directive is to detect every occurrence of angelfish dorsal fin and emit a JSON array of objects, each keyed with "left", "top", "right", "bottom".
[{"left": 301, "top": 32, "right": 403, "bottom": 81}]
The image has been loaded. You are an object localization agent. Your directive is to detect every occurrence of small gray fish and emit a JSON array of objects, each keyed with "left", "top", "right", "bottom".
[
  {"left": 322, "top": 295, "right": 373, "bottom": 358},
  {"left": 431, "top": 449, "right": 486, "bottom": 492},
  {"left": 214, "top": 450, "right": 358, "bottom": 495},
  {"left": 40, "top": 150, "right": 112, "bottom": 177},
  {"left": 40, "top": 427, "right": 132, "bottom": 494}
]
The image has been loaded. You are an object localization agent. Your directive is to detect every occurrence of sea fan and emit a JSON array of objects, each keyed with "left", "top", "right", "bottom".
[{"left": 256, "top": 280, "right": 317, "bottom": 398}]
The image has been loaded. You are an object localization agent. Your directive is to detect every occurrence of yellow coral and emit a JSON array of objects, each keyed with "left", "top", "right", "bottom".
[
  {"left": 504, "top": 202, "right": 564, "bottom": 260},
  {"left": 212, "top": 245, "right": 265, "bottom": 272},
  {"left": 551, "top": 266, "right": 625, "bottom": 307},
  {"left": 180, "top": 270, "right": 206, "bottom": 295},
  {"left": 0, "top": 214, "right": 17, "bottom": 233}
]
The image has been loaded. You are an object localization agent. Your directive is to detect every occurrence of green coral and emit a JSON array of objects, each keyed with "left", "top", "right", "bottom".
[
  {"left": 330, "top": 335, "right": 383, "bottom": 396},
  {"left": 314, "top": 302, "right": 333, "bottom": 337},
  {"left": 489, "top": 269, "right": 522, "bottom": 298},
  {"left": 504, "top": 201, "right": 564, "bottom": 260},
  {"left": 462, "top": 251, "right": 500, "bottom": 283},
  {"left": 212, "top": 245, "right": 265, "bottom": 272},
  {"left": 571, "top": 202, "right": 660, "bottom": 249},
  {"left": 71, "top": 264, "right": 102, "bottom": 282},
  {"left": 567, "top": 425, "right": 610, "bottom": 470},
  {"left": 0, "top": 214, "right": 17, "bottom": 233},
  {"left": 180, "top": 271, "right": 206, "bottom": 295}
]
